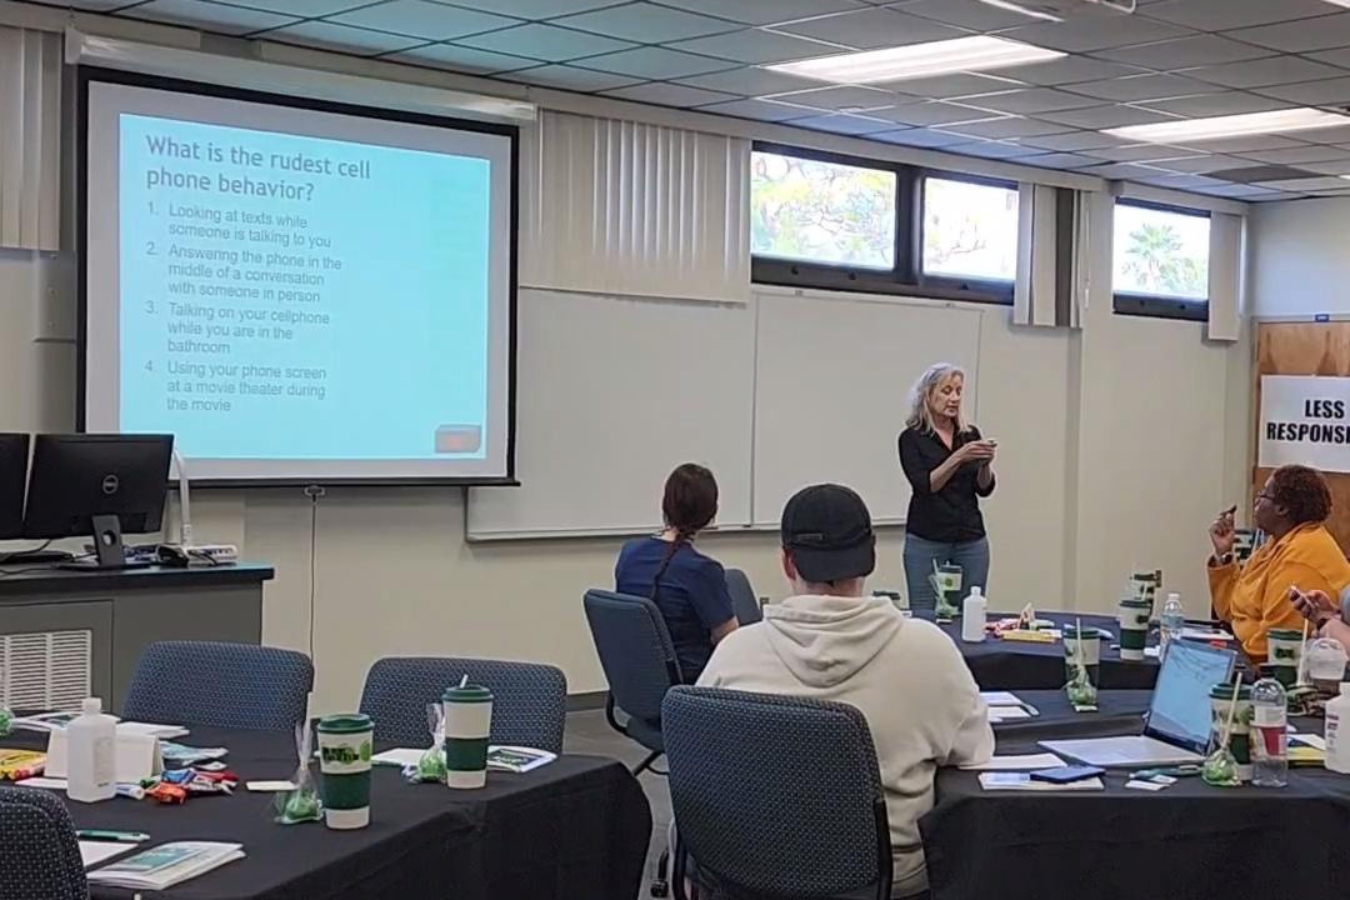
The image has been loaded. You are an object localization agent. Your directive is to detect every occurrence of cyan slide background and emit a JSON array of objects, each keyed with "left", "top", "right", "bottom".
[{"left": 119, "top": 113, "right": 491, "bottom": 460}]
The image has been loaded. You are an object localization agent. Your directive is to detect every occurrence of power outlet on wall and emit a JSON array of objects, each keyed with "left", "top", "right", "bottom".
[{"left": 32, "top": 251, "right": 76, "bottom": 344}]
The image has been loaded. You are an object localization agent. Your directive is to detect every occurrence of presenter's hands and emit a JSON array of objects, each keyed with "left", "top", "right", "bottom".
[
  {"left": 1291, "top": 587, "right": 1340, "bottom": 628},
  {"left": 957, "top": 440, "right": 997, "bottom": 465},
  {"left": 1209, "top": 506, "right": 1237, "bottom": 558}
]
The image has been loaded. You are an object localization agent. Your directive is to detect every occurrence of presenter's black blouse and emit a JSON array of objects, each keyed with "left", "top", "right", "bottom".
[{"left": 898, "top": 425, "right": 995, "bottom": 543}]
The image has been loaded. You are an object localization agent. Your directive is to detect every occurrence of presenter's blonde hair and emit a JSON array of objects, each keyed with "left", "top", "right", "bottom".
[{"left": 906, "top": 363, "right": 969, "bottom": 435}]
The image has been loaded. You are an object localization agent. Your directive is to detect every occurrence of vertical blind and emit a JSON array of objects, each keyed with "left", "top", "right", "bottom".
[
  {"left": 1014, "top": 183, "right": 1088, "bottom": 330},
  {"left": 0, "top": 26, "right": 61, "bottom": 252},
  {"left": 519, "top": 109, "right": 750, "bottom": 304},
  {"left": 1207, "top": 212, "right": 1242, "bottom": 343}
]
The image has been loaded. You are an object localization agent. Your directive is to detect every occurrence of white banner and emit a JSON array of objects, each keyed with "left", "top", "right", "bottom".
[{"left": 1259, "top": 375, "right": 1350, "bottom": 473}]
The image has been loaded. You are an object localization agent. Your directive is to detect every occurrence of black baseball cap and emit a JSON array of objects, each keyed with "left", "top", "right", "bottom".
[{"left": 781, "top": 484, "right": 876, "bottom": 583}]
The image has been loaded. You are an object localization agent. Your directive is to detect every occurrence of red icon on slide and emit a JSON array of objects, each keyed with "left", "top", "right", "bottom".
[{"left": 435, "top": 426, "right": 482, "bottom": 454}]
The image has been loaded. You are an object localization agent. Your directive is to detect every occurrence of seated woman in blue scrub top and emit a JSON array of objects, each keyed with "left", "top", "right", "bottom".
[{"left": 615, "top": 463, "right": 739, "bottom": 683}]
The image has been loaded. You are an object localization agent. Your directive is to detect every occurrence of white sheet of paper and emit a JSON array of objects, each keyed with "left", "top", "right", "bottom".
[
  {"left": 1125, "top": 780, "right": 1169, "bottom": 792},
  {"left": 17, "top": 777, "right": 67, "bottom": 790},
  {"left": 961, "top": 753, "right": 1065, "bottom": 771},
  {"left": 371, "top": 748, "right": 424, "bottom": 768},
  {"left": 246, "top": 780, "right": 297, "bottom": 792},
  {"left": 80, "top": 842, "right": 135, "bottom": 869},
  {"left": 1292, "top": 733, "right": 1327, "bottom": 750},
  {"left": 980, "top": 691, "right": 1025, "bottom": 707},
  {"left": 1181, "top": 629, "right": 1233, "bottom": 642},
  {"left": 978, "top": 773, "right": 1104, "bottom": 791},
  {"left": 987, "top": 706, "right": 1032, "bottom": 722}
]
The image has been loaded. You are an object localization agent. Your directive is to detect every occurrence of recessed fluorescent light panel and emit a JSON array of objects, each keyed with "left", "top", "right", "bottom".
[
  {"left": 978, "top": 0, "right": 1064, "bottom": 22},
  {"left": 1105, "top": 108, "right": 1350, "bottom": 143},
  {"left": 766, "top": 36, "right": 1066, "bottom": 85}
]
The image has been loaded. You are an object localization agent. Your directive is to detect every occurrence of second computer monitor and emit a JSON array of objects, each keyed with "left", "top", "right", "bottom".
[
  {"left": 22, "top": 434, "right": 174, "bottom": 552},
  {"left": 0, "top": 433, "right": 29, "bottom": 540}
]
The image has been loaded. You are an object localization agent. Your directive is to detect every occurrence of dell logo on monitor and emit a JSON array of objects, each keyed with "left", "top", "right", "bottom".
[{"left": 102, "top": 474, "right": 120, "bottom": 496}]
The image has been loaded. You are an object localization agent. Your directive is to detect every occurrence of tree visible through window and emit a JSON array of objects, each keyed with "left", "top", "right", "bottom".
[
  {"left": 1113, "top": 202, "right": 1210, "bottom": 301},
  {"left": 751, "top": 150, "right": 896, "bottom": 270},
  {"left": 922, "top": 177, "right": 1019, "bottom": 283}
]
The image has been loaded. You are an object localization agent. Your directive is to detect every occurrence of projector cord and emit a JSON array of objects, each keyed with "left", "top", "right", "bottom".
[{"left": 304, "top": 485, "right": 326, "bottom": 663}]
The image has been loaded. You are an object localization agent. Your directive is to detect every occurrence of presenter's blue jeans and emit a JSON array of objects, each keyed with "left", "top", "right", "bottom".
[{"left": 903, "top": 534, "right": 990, "bottom": 613}]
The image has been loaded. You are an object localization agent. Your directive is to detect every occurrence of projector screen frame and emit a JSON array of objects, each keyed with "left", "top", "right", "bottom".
[{"left": 76, "top": 66, "right": 519, "bottom": 488}]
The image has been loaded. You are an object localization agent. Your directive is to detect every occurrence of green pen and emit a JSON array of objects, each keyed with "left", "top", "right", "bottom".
[{"left": 76, "top": 829, "right": 149, "bottom": 843}]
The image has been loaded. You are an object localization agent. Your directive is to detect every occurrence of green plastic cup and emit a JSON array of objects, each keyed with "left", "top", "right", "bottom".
[{"left": 317, "top": 713, "right": 374, "bottom": 830}]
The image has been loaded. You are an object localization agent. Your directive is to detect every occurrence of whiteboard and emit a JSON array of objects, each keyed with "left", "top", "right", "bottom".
[
  {"left": 752, "top": 292, "right": 982, "bottom": 525},
  {"left": 467, "top": 290, "right": 754, "bottom": 538}
]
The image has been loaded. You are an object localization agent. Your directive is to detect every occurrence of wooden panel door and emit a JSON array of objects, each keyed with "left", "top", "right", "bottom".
[{"left": 1255, "top": 322, "right": 1350, "bottom": 554}]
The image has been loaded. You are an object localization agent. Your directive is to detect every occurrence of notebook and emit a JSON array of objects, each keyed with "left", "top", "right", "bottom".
[{"left": 85, "top": 842, "right": 244, "bottom": 890}]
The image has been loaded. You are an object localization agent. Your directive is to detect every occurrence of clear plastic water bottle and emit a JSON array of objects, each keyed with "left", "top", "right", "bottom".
[
  {"left": 1160, "top": 592, "right": 1185, "bottom": 660},
  {"left": 1251, "top": 677, "right": 1288, "bottom": 788}
]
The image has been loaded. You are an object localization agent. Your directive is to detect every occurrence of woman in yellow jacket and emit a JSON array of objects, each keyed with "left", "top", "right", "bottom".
[{"left": 1208, "top": 464, "right": 1350, "bottom": 662}]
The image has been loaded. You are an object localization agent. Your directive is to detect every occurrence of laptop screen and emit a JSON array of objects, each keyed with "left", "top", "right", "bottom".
[{"left": 1145, "top": 639, "right": 1237, "bottom": 752}]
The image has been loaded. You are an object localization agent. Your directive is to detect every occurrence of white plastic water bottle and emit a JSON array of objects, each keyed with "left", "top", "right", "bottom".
[
  {"left": 961, "top": 587, "right": 987, "bottom": 643},
  {"left": 1251, "top": 678, "right": 1288, "bottom": 788},
  {"left": 1327, "top": 683, "right": 1350, "bottom": 774},
  {"left": 1160, "top": 592, "right": 1185, "bottom": 659},
  {"left": 67, "top": 698, "right": 117, "bottom": 803}
]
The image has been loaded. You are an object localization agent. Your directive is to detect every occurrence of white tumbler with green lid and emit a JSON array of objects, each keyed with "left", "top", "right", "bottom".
[
  {"left": 1118, "top": 598, "right": 1152, "bottom": 662},
  {"left": 444, "top": 684, "right": 493, "bottom": 789},
  {"left": 317, "top": 713, "right": 374, "bottom": 830}
]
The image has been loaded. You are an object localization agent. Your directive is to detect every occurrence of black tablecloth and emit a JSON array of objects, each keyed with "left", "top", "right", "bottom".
[
  {"left": 923, "top": 702, "right": 1350, "bottom": 900},
  {"left": 5, "top": 726, "right": 651, "bottom": 900},
  {"left": 992, "top": 690, "right": 1150, "bottom": 740},
  {"left": 925, "top": 611, "right": 1161, "bottom": 691}
]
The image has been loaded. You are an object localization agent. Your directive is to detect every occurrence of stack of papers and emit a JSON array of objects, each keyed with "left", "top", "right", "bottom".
[
  {"left": 10, "top": 713, "right": 187, "bottom": 741},
  {"left": 79, "top": 842, "right": 137, "bottom": 869},
  {"left": 961, "top": 753, "right": 1066, "bottom": 772},
  {"left": 979, "top": 773, "right": 1105, "bottom": 791},
  {"left": 86, "top": 842, "right": 244, "bottom": 890},
  {"left": 487, "top": 746, "right": 557, "bottom": 774},
  {"left": 982, "top": 691, "right": 1038, "bottom": 724},
  {"left": 160, "top": 743, "right": 227, "bottom": 765}
]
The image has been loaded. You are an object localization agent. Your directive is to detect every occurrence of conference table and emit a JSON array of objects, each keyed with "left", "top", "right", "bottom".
[
  {"left": 927, "top": 689, "right": 1350, "bottom": 900},
  {"left": 921, "top": 610, "right": 1162, "bottom": 690},
  {"left": 4, "top": 725, "right": 651, "bottom": 900}
]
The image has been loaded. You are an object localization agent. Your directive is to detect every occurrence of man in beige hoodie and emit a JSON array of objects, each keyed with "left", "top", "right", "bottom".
[{"left": 697, "top": 483, "right": 993, "bottom": 899}]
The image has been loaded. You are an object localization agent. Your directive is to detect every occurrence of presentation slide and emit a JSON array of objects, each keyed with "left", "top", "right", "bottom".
[{"left": 83, "top": 78, "right": 515, "bottom": 482}]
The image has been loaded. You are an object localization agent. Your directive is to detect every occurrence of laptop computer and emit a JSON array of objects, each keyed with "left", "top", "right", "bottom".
[{"left": 1039, "top": 639, "right": 1237, "bottom": 768}]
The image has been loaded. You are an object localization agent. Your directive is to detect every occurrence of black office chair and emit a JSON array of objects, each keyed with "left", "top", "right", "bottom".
[
  {"left": 724, "top": 567, "right": 762, "bottom": 625},
  {"left": 663, "top": 687, "right": 893, "bottom": 900},
  {"left": 583, "top": 588, "right": 684, "bottom": 897},
  {"left": 0, "top": 787, "right": 87, "bottom": 900}
]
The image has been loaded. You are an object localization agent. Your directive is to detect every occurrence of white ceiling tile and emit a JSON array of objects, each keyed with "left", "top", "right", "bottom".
[
  {"left": 1017, "top": 152, "right": 1102, "bottom": 169},
  {"left": 1136, "top": 91, "right": 1293, "bottom": 118},
  {"left": 1080, "top": 143, "right": 1204, "bottom": 162},
  {"left": 1140, "top": 0, "right": 1333, "bottom": 31},
  {"left": 1149, "top": 154, "right": 1251, "bottom": 173},
  {"left": 764, "top": 84, "right": 902, "bottom": 112},
  {"left": 1256, "top": 175, "right": 1350, "bottom": 191},
  {"left": 1065, "top": 74, "right": 1225, "bottom": 103},
  {"left": 947, "top": 140, "right": 1045, "bottom": 160},
  {"left": 262, "top": 21, "right": 426, "bottom": 55},
  {"left": 1225, "top": 14, "right": 1350, "bottom": 53},
  {"left": 123, "top": 0, "right": 297, "bottom": 34},
  {"left": 868, "top": 127, "right": 971, "bottom": 148},
  {"left": 1000, "top": 17, "right": 1194, "bottom": 53},
  {"left": 655, "top": 0, "right": 865, "bottom": 26},
  {"left": 941, "top": 116, "right": 1073, "bottom": 139},
  {"left": 439, "top": 0, "right": 630, "bottom": 16},
  {"left": 698, "top": 98, "right": 819, "bottom": 122},
  {"left": 500, "top": 64, "right": 643, "bottom": 91},
  {"left": 956, "top": 87, "right": 1106, "bottom": 115},
  {"left": 1078, "top": 161, "right": 1176, "bottom": 179},
  {"left": 1182, "top": 134, "right": 1307, "bottom": 153},
  {"left": 453, "top": 23, "right": 635, "bottom": 61},
  {"left": 202, "top": 0, "right": 368, "bottom": 13},
  {"left": 675, "top": 67, "right": 824, "bottom": 96},
  {"left": 600, "top": 82, "right": 740, "bottom": 107},
  {"left": 1198, "top": 183, "right": 1296, "bottom": 198},
  {"left": 770, "top": 9, "right": 965, "bottom": 50},
  {"left": 1256, "top": 77, "right": 1350, "bottom": 106},
  {"left": 790, "top": 112, "right": 896, "bottom": 135},
  {"left": 668, "top": 28, "right": 844, "bottom": 64},
  {"left": 1185, "top": 56, "right": 1346, "bottom": 89},
  {"left": 896, "top": 0, "right": 1036, "bottom": 31},
  {"left": 1020, "top": 131, "right": 1135, "bottom": 151},
  {"left": 389, "top": 43, "right": 538, "bottom": 73},
  {"left": 1307, "top": 47, "right": 1350, "bottom": 68},
  {"left": 1287, "top": 124, "right": 1350, "bottom": 146},
  {"left": 576, "top": 46, "right": 740, "bottom": 78},
  {"left": 1036, "top": 103, "right": 1181, "bottom": 128},
  {"left": 553, "top": 3, "right": 738, "bottom": 42},
  {"left": 1301, "top": 158, "right": 1350, "bottom": 175},
  {"left": 327, "top": 1, "right": 519, "bottom": 40},
  {"left": 1093, "top": 35, "right": 1275, "bottom": 68},
  {"left": 870, "top": 100, "right": 1005, "bottom": 126},
  {"left": 882, "top": 72, "right": 1027, "bottom": 99},
  {"left": 1135, "top": 173, "right": 1228, "bottom": 190},
  {"left": 20, "top": 0, "right": 131, "bottom": 9},
  {"left": 994, "top": 57, "right": 1149, "bottom": 87},
  {"left": 1238, "top": 145, "right": 1350, "bottom": 165}
]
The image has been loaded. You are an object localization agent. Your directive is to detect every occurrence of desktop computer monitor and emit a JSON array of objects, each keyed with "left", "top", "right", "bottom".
[
  {"left": 22, "top": 434, "right": 174, "bottom": 568},
  {"left": 0, "top": 433, "right": 29, "bottom": 540}
]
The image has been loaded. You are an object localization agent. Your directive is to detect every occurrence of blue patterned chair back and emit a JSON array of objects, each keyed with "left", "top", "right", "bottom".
[
  {"left": 724, "top": 568, "right": 762, "bottom": 626},
  {"left": 359, "top": 657, "right": 567, "bottom": 753},
  {"left": 122, "top": 641, "right": 312, "bottom": 731},
  {"left": 0, "top": 787, "right": 87, "bottom": 900},
  {"left": 583, "top": 589, "right": 682, "bottom": 727},
  {"left": 662, "top": 687, "right": 892, "bottom": 900}
]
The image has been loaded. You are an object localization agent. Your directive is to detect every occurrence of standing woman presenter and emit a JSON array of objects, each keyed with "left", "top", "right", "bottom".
[{"left": 899, "top": 363, "right": 997, "bottom": 612}]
